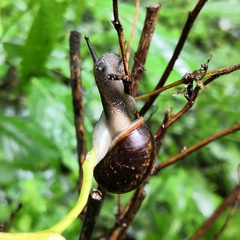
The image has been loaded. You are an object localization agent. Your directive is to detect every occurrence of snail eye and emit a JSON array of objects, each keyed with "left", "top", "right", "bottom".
[{"left": 96, "top": 62, "right": 105, "bottom": 72}]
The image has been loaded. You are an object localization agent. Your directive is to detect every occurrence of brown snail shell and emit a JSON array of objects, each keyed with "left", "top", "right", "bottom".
[{"left": 94, "top": 117, "right": 155, "bottom": 194}]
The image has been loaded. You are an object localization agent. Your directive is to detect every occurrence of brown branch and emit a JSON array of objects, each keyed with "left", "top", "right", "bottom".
[
  {"left": 154, "top": 107, "right": 172, "bottom": 155},
  {"left": 205, "top": 63, "right": 240, "bottom": 78},
  {"left": 116, "top": 194, "right": 122, "bottom": 220},
  {"left": 79, "top": 190, "right": 103, "bottom": 240},
  {"left": 153, "top": 123, "right": 240, "bottom": 173},
  {"left": 6, "top": 203, "right": 22, "bottom": 231},
  {"left": 108, "top": 185, "right": 146, "bottom": 240},
  {"left": 112, "top": 0, "right": 130, "bottom": 77},
  {"left": 126, "top": 0, "right": 140, "bottom": 61},
  {"left": 154, "top": 88, "right": 199, "bottom": 144},
  {"left": 190, "top": 184, "right": 240, "bottom": 240},
  {"left": 69, "top": 31, "right": 87, "bottom": 197},
  {"left": 131, "top": 3, "right": 161, "bottom": 96},
  {"left": 213, "top": 166, "right": 240, "bottom": 239},
  {"left": 214, "top": 191, "right": 240, "bottom": 239},
  {"left": 140, "top": 0, "right": 208, "bottom": 116}
]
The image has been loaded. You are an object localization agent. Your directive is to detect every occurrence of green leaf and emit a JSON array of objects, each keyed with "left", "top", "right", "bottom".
[
  {"left": 0, "top": 114, "right": 60, "bottom": 169},
  {"left": 20, "top": 0, "right": 67, "bottom": 88}
]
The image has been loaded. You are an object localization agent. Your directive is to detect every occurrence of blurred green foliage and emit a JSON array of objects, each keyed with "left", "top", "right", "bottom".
[{"left": 1, "top": 0, "right": 240, "bottom": 239}]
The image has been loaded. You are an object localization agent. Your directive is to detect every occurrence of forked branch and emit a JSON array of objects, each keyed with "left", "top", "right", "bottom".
[{"left": 140, "top": 0, "right": 208, "bottom": 116}]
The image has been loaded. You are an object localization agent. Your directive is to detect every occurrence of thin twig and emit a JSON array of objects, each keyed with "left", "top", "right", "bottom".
[
  {"left": 213, "top": 166, "right": 240, "bottom": 239},
  {"left": 135, "top": 80, "right": 183, "bottom": 101},
  {"left": 140, "top": 0, "right": 208, "bottom": 116},
  {"left": 69, "top": 31, "right": 87, "bottom": 206},
  {"left": 154, "top": 88, "right": 199, "bottom": 144},
  {"left": 108, "top": 185, "right": 146, "bottom": 240},
  {"left": 131, "top": 3, "right": 161, "bottom": 96},
  {"left": 135, "top": 63, "right": 240, "bottom": 101},
  {"left": 214, "top": 193, "right": 240, "bottom": 239},
  {"left": 154, "top": 107, "right": 172, "bottom": 155},
  {"left": 190, "top": 184, "right": 240, "bottom": 240},
  {"left": 153, "top": 123, "right": 240, "bottom": 173},
  {"left": 205, "top": 63, "right": 240, "bottom": 78},
  {"left": 126, "top": 0, "right": 140, "bottom": 61},
  {"left": 112, "top": 0, "right": 130, "bottom": 77},
  {"left": 6, "top": 203, "right": 22, "bottom": 231},
  {"left": 116, "top": 194, "right": 122, "bottom": 220}
]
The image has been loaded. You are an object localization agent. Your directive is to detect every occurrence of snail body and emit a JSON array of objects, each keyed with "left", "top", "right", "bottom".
[{"left": 85, "top": 36, "right": 155, "bottom": 194}]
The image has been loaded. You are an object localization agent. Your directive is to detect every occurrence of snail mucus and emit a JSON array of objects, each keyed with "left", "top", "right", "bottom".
[{"left": 85, "top": 36, "right": 155, "bottom": 194}]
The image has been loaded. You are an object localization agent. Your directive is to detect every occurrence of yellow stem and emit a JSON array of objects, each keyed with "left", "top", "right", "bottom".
[
  {"left": 49, "top": 148, "right": 95, "bottom": 233},
  {"left": 0, "top": 148, "right": 96, "bottom": 240},
  {"left": 134, "top": 80, "right": 183, "bottom": 101}
]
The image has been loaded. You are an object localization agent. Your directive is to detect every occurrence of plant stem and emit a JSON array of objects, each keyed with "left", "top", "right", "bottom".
[{"left": 0, "top": 149, "right": 95, "bottom": 240}]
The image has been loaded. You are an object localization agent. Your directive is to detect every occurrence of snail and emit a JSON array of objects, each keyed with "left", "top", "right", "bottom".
[{"left": 85, "top": 36, "right": 155, "bottom": 194}]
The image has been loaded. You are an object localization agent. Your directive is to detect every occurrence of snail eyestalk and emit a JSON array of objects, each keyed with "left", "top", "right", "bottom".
[{"left": 85, "top": 36, "right": 99, "bottom": 63}]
